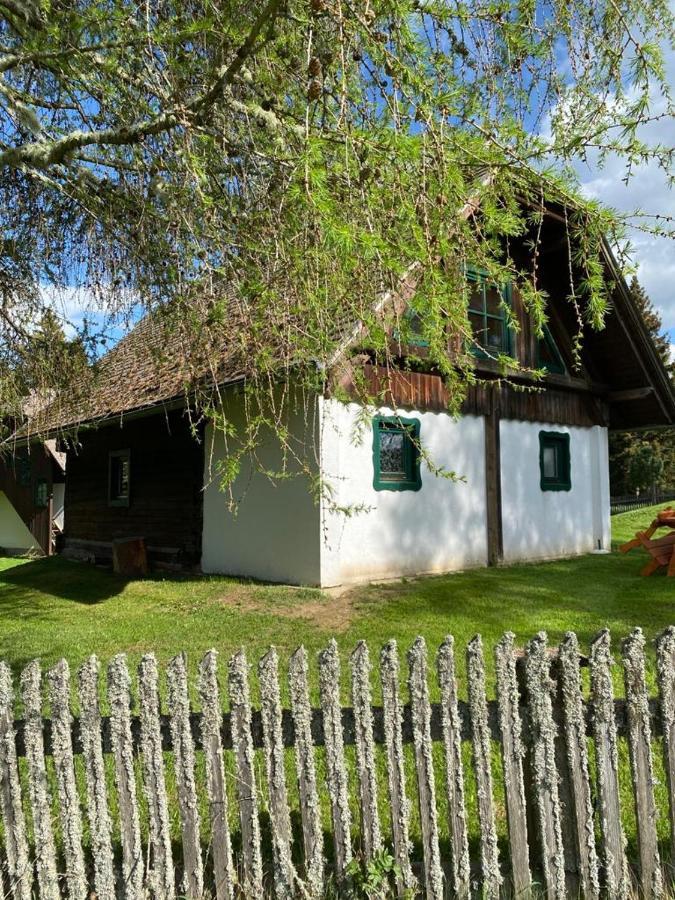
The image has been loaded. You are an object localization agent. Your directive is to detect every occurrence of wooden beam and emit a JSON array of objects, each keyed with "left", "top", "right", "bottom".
[
  {"left": 607, "top": 387, "right": 654, "bottom": 403},
  {"left": 485, "top": 389, "right": 503, "bottom": 567}
]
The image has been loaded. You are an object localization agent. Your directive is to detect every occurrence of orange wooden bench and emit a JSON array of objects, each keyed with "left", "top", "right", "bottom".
[{"left": 619, "top": 508, "right": 675, "bottom": 577}]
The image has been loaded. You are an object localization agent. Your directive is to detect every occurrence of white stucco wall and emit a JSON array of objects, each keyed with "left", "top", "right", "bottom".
[
  {"left": 500, "top": 420, "right": 610, "bottom": 563},
  {"left": 319, "top": 399, "right": 488, "bottom": 586},
  {"left": 0, "top": 491, "right": 39, "bottom": 552},
  {"left": 201, "top": 394, "right": 322, "bottom": 585}
]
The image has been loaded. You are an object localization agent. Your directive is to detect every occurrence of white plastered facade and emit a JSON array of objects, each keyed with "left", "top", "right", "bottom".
[
  {"left": 500, "top": 420, "right": 610, "bottom": 563},
  {"left": 200, "top": 393, "right": 611, "bottom": 586}
]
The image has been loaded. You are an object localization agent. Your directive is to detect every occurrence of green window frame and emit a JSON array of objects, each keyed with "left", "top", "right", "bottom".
[
  {"left": 539, "top": 431, "right": 571, "bottom": 492},
  {"left": 109, "top": 449, "right": 131, "bottom": 507},
  {"left": 34, "top": 478, "right": 49, "bottom": 509},
  {"left": 467, "top": 267, "right": 512, "bottom": 357},
  {"left": 372, "top": 416, "right": 422, "bottom": 492},
  {"left": 536, "top": 325, "right": 566, "bottom": 375}
]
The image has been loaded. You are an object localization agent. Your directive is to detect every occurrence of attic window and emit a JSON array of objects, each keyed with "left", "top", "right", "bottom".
[
  {"left": 539, "top": 432, "right": 571, "bottom": 492},
  {"left": 109, "top": 450, "right": 130, "bottom": 507},
  {"left": 537, "top": 325, "right": 566, "bottom": 375},
  {"left": 393, "top": 308, "right": 429, "bottom": 348},
  {"left": 467, "top": 268, "right": 512, "bottom": 357},
  {"left": 373, "top": 416, "right": 422, "bottom": 492}
]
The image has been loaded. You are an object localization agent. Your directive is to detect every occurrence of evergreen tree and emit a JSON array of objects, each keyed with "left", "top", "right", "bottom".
[{"left": 608, "top": 277, "right": 675, "bottom": 496}]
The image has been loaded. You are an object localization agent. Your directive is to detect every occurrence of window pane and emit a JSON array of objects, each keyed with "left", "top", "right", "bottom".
[
  {"left": 380, "top": 429, "right": 406, "bottom": 478},
  {"left": 469, "top": 310, "right": 486, "bottom": 344},
  {"left": 485, "top": 317, "right": 506, "bottom": 351},
  {"left": 110, "top": 454, "right": 130, "bottom": 502},
  {"left": 485, "top": 284, "right": 502, "bottom": 317},
  {"left": 542, "top": 445, "right": 558, "bottom": 479},
  {"left": 467, "top": 280, "right": 484, "bottom": 313},
  {"left": 119, "top": 459, "right": 130, "bottom": 498}
]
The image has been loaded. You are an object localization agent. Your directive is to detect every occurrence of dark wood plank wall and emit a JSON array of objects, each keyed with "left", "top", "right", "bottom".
[
  {"left": 0, "top": 447, "right": 55, "bottom": 554},
  {"left": 64, "top": 409, "right": 204, "bottom": 565},
  {"left": 358, "top": 364, "right": 607, "bottom": 428}
]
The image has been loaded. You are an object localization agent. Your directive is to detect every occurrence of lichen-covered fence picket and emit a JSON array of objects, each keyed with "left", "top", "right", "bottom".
[{"left": 1, "top": 627, "right": 675, "bottom": 897}]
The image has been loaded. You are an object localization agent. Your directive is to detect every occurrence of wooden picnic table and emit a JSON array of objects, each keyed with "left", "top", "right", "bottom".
[{"left": 619, "top": 507, "right": 675, "bottom": 577}]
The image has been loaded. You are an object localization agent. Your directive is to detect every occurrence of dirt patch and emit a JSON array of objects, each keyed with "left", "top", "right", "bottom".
[{"left": 214, "top": 586, "right": 357, "bottom": 632}]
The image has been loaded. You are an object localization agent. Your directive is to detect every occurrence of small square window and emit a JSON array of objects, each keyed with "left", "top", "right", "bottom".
[
  {"left": 109, "top": 450, "right": 130, "bottom": 507},
  {"left": 373, "top": 416, "right": 422, "bottom": 492},
  {"left": 539, "top": 432, "right": 571, "bottom": 492},
  {"left": 34, "top": 478, "right": 49, "bottom": 509}
]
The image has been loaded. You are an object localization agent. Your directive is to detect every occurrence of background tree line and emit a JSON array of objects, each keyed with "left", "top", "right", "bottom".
[{"left": 609, "top": 277, "right": 675, "bottom": 497}]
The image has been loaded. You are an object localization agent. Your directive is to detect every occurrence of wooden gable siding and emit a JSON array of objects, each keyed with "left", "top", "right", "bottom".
[
  {"left": 358, "top": 364, "right": 607, "bottom": 428},
  {"left": 0, "top": 446, "right": 56, "bottom": 554},
  {"left": 64, "top": 409, "right": 204, "bottom": 567}
]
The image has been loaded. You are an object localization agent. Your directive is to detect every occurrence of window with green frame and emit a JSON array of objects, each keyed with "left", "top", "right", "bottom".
[
  {"left": 539, "top": 431, "right": 571, "bottom": 491},
  {"left": 34, "top": 478, "right": 49, "bottom": 508},
  {"left": 393, "top": 308, "right": 429, "bottom": 348},
  {"left": 536, "top": 325, "right": 566, "bottom": 375},
  {"left": 372, "top": 416, "right": 422, "bottom": 491},
  {"left": 467, "top": 268, "right": 512, "bottom": 357}
]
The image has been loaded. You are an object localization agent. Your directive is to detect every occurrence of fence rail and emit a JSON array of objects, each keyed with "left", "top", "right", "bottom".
[
  {"left": 1, "top": 630, "right": 675, "bottom": 898},
  {"left": 610, "top": 491, "right": 675, "bottom": 515}
]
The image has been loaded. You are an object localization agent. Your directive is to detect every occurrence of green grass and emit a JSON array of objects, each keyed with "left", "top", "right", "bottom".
[{"left": 0, "top": 504, "right": 672, "bottom": 691}]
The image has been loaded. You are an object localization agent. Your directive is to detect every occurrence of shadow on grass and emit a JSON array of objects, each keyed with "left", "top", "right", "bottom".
[{"left": 0, "top": 556, "right": 212, "bottom": 605}]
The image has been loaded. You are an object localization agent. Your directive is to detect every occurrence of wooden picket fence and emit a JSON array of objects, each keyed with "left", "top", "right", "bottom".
[{"left": 2, "top": 628, "right": 675, "bottom": 898}]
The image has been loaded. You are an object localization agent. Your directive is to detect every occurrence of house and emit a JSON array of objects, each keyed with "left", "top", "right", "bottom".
[
  {"left": 0, "top": 440, "right": 65, "bottom": 556},
  {"left": 21, "top": 207, "right": 675, "bottom": 586}
]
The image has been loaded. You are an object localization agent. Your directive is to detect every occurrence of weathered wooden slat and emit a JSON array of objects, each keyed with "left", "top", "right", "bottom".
[
  {"left": 259, "top": 647, "right": 294, "bottom": 899},
  {"left": 466, "top": 635, "right": 502, "bottom": 898},
  {"left": 436, "top": 636, "right": 470, "bottom": 898},
  {"left": 589, "top": 630, "right": 629, "bottom": 899},
  {"left": 228, "top": 649, "right": 263, "bottom": 897},
  {"left": 77, "top": 656, "right": 116, "bottom": 900},
  {"left": 318, "top": 639, "right": 352, "bottom": 880},
  {"left": 524, "top": 632, "right": 566, "bottom": 899},
  {"left": 138, "top": 653, "right": 175, "bottom": 900},
  {"left": 20, "top": 661, "right": 59, "bottom": 900},
  {"left": 167, "top": 653, "right": 203, "bottom": 899},
  {"left": 106, "top": 655, "right": 143, "bottom": 900},
  {"left": 0, "top": 663, "right": 32, "bottom": 900},
  {"left": 47, "top": 660, "right": 87, "bottom": 900},
  {"left": 557, "top": 633, "right": 599, "bottom": 899},
  {"left": 622, "top": 629, "right": 663, "bottom": 899},
  {"left": 380, "top": 640, "right": 416, "bottom": 897},
  {"left": 494, "top": 632, "right": 531, "bottom": 899},
  {"left": 350, "top": 641, "right": 382, "bottom": 860},
  {"left": 656, "top": 626, "right": 675, "bottom": 881},
  {"left": 197, "top": 651, "right": 235, "bottom": 900},
  {"left": 288, "top": 646, "right": 324, "bottom": 897},
  {"left": 407, "top": 637, "right": 443, "bottom": 900}
]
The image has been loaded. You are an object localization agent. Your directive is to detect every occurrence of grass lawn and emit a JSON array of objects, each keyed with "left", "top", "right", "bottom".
[{"left": 0, "top": 503, "right": 672, "bottom": 698}]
